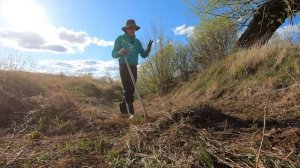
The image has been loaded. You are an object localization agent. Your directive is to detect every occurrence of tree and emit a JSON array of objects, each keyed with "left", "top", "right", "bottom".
[
  {"left": 173, "top": 43, "right": 196, "bottom": 81},
  {"left": 103, "top": 66, "right": 114, "bottom": 89},
  {"left": 139, "top": 43, "right": 177, "bottom": 95},
  {"left": 189, "top": 17, "right": 237, "bottom": 67},
  {"left": 189, "top": 0, "right": 300, "bottom": 48},
  {"left": 138, "top": 24, "right": 177, "bottom": 95},
  {"left": 237, "top": 0, "right": 300, "bottom": 48},
  {"left": 0, "top": 48, "right": 35, "bottom": 71}
]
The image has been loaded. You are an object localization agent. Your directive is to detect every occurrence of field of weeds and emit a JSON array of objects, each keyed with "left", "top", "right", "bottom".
[{"left": 0, "top": 44, "right": 299, "bottom": 167}]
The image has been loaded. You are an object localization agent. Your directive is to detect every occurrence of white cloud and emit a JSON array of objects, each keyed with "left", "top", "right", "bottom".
[
  {"left": 267, "top": 24, "right": 300, "bottom": 44},
  {"left": 237, "top": 24, "right": 300, "bottom": 41},
  {"left": 172, "top": 24, "right": 195, "bottom": 37},
  {"left": 38, "top": 59, "right": 119, "bottom": 77},
  {"left": 59, "top": 29, "right": 89, "bottom": 44},
  {"left": 84, "top": 60, "right": 98, "bottom": 65},
  {"left": 0, "top": 0, "right": 113, "bottom": 53},
  {"left": 92, "top": 38, "right": 114, "bottom": 47},
  {"left": 275, "top": 24, "right": 300, "bottom": 38},
  {"left": 237, "top": 17, "right": 243, "bottom": 23},
  {"left": 0, "top": 26, "right": 114, "bottom": 53},
  {"left": 0, "top": 28, "right": 69, "bottom": 52}
]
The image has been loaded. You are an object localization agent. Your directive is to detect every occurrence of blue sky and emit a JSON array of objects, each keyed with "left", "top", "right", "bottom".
[{"left": 0, "top": 0, "right": 299, "bottom": 78}]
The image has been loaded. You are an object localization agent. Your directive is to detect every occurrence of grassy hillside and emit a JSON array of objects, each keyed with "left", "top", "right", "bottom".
[
  {"left": 0, "top": 71, "right": 120, "bottom": 128},
  {"left": 172, "top": 44, "right": 300, "bottom": 119},
  {"left": 128, "top": 44, "right": 300, "bottom": 167},
  {"left": 0, "top": 44, "right": 299, "bottom": 167}
]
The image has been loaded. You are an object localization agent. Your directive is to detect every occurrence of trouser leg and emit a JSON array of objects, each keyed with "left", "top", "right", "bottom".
[{"left": 120, "top": 64, "right": 137, "bottom": 115}]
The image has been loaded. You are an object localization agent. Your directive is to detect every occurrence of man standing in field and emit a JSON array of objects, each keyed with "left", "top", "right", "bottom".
[{"left": 112, "top": 19, "right": 153, "bottom": 118}]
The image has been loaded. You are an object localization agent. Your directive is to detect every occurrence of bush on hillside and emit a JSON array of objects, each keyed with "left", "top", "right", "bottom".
[
  {"left": 189, "top": 17, "right": 238, "bottom": 68},
  {"left": 138, "top": 17, "right": 238, "bottom": 95},
  {"left": 139, "top": 43, "right": 177, "bottom": 95}
]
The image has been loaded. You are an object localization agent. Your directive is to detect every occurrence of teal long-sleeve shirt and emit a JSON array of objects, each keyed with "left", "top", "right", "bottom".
[{"left": 112, "top": 33, "right": 150, "bottom": 65}]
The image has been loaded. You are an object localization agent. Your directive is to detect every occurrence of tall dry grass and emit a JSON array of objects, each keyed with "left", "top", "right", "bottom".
[
  {"left": 0, "top": 70, "right": 121, "bottom": 129},
  {"left": 171, "top": 43, "right": 300, "bottom": 117}
]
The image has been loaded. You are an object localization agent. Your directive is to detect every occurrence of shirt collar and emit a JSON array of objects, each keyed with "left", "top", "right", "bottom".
[{"left": 124, "top": 33, "right": 135, "bottom": 39}]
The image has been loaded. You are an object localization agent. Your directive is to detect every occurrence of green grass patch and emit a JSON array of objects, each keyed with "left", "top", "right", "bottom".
[
  {"left": 67, "top": 82, "right": 103, "bottom": 98},
  {"left": 105, "top": 149, "right": 127, "bottom": 168},
  {"left": 196, "top": 137, "right": 215, "bottom": 168}
]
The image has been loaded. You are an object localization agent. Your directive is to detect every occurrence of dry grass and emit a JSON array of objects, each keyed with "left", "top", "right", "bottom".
[
  {"left": 0, "top": 70, "right": 125, "bottom": 167},
  {"left": 171, "top": 43, "right": 300, "bottom": 119},
  {"left": 134, "top": 43, "right": 300, "bottom": 167},
  {"left": 0, "top": 70, "right": 121, "bottom": 128},
  {"left": 1, "top": 43, "right": 299, "bottom": 167}
]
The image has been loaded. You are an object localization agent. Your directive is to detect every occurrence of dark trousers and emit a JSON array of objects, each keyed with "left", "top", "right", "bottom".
[{"left": 119, "top": 64, "right": 137, "bottom": 115}]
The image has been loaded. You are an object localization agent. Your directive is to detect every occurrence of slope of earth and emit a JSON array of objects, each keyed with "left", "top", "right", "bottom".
[{"left": 0, "top": 44, "right": 299, "bottom": 167}]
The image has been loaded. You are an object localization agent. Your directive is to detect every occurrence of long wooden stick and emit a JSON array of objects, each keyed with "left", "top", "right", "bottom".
[{"left": 123, "top": 55, "right": 148, "bottom": 119}]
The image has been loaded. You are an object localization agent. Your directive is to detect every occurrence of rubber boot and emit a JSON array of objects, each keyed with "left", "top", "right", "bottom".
[{"left": 119, "top": 100, "right": 128, "bottom": 114}]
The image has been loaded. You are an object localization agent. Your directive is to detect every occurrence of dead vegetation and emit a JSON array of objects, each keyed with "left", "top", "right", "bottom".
[
  {"left": 0, "top": 44, "right": 300, "bottom": 167},
  {"left": 117, "top": 104, "right": 299, "bottom": 167}
]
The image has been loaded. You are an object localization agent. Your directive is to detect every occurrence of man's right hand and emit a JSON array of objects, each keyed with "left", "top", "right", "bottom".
[{"left": 119, "top": 48, "right": 129, "bottom": 56}]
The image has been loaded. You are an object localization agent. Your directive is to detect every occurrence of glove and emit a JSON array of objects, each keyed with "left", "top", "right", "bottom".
[
  {"left": 119, "top": 48, "right": 129, "bottom": 56},
  {"left": 146, "top": 40, "right": 153, "bottom": 52}
]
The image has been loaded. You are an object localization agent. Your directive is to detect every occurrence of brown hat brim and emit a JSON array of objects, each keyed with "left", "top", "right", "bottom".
[{"left": 122, "top": 26, "right": 140, "bottom": 31}]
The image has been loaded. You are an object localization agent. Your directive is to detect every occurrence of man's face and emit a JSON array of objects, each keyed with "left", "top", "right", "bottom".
[{"left": 126, "top": 26, "right": 136, "bottom": 37}]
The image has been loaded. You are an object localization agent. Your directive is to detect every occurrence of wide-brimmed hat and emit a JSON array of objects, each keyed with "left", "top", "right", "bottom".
[{"left": 122, "top": 19, "right": 140, "bottom": 31}]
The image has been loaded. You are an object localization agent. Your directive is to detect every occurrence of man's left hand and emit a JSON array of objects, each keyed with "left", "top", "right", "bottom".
[{"left": 146, "top": 40, "right": 153, "bottom": 52}]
